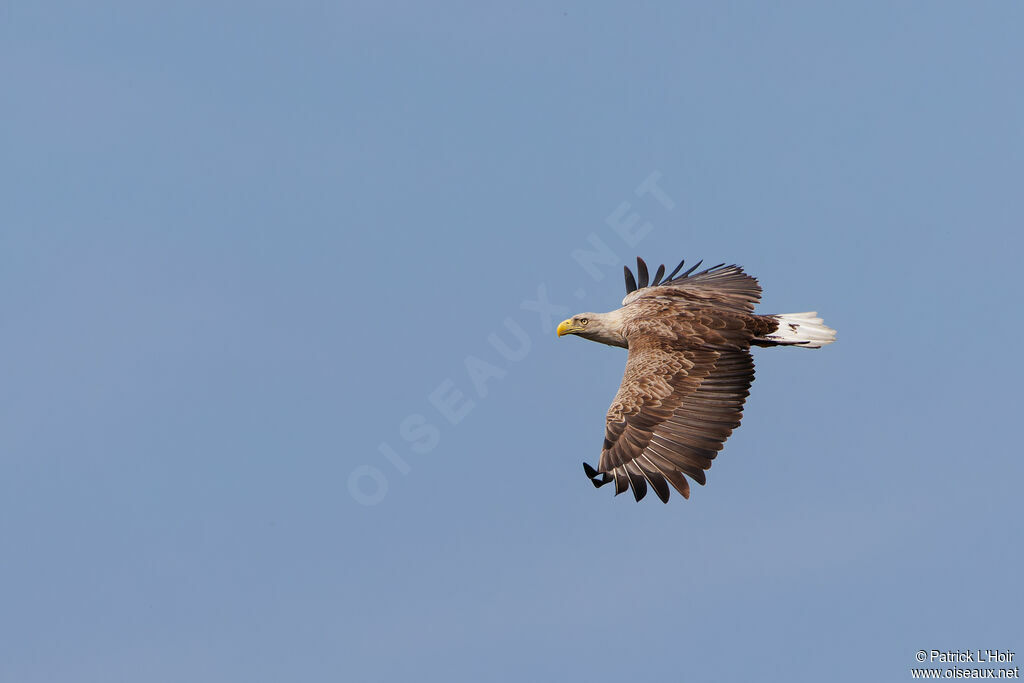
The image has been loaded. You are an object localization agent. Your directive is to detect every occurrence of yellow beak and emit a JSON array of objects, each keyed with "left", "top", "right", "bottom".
[{"left": 556, "top": 319, "right": 575, "bottom": 337}]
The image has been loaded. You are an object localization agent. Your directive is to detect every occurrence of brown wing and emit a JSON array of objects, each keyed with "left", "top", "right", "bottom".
[
  {"left": 586, "top": 308, "right": 756, "bottom": 502},
  {"left": 623, "top": 257, "right": 762, "bottom": 313}
]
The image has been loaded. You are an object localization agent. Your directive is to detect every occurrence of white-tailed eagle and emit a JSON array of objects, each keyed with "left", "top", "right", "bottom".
[{"left": 557, "top": 257, "right": 836, "bottom": 503}]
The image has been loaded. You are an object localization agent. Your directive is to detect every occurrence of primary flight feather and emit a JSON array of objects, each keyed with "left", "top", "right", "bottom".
[{"left": 557, "top": 257, "right": 836, "bottom": 503}]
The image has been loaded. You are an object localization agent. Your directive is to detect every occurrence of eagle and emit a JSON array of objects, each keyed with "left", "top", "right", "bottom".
[{"left": 556, "top": 257, "right": 836, "bottom": 503}]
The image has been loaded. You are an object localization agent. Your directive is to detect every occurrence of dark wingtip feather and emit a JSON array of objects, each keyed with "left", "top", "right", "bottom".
[
  {"left": 623, "top": 266, "right": 637, "bottom": 293},
  {"left": 583, "top": 463, "right": 612, "bottom": 488},
  {"left": 648, "top": 473, "right": 671, "bottom": 503},
  {"left": 631, "top": 477, "right": 647, "bottom": 502},
  {"left": 624, "top": 464, "right": 648, "bottom": 501},
  {"left": 613, "top": 469, "right": 629, "bottom": 496},
  {"left": 666, "top": 259, "right": 686, "bottom": 281},
  {"left": 680, "top": 259, "right": 704, "bottom": 278},
  {"left": 636, "top": 257, "right": 649, "bottom": 289},
  {"left": 651, "top": 264, "right": 666, "bottom": 286}
]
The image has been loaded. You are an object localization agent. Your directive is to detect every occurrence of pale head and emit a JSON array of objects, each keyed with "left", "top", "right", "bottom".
[{"left": 556, "top": 311, "right": 628, "bottom": 348}]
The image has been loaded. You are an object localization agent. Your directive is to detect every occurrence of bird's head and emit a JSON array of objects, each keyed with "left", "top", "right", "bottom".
[
  {"left": 556, "top": 314, "right": 594, "bottom": 338},
  {"left": 556, "top": 312, "right": 628, "bottom": 348}
]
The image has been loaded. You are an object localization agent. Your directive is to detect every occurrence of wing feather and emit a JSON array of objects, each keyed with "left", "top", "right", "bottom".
[
  {"left": 636, "top": 257, "right": 650, "bottom": 289},
  {"left": 624, "top": 461, "right": 648, "bottom": 502},
  {"left": 651, "top": 263, "right": 666, "bottom": 286},
  {"left": 623, "top": 266, "right": 637, "bottom": 294},
  {"left": 637, "top": 454, "right": 672, "bottom": 503}
]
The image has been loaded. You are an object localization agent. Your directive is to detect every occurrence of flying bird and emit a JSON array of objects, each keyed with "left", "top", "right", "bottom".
[{"left": 556, "top": 257, "right": 835, "bottom": 503}]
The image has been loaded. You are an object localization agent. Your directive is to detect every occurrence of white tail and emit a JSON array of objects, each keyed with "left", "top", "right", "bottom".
[{"left": 759, "top": 312, "right": 836, "bottom": 348}]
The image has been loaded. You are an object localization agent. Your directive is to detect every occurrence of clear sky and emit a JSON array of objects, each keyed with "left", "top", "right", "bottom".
[{"left": 3, "top": 2, "right": 1022, "bottom": 682}]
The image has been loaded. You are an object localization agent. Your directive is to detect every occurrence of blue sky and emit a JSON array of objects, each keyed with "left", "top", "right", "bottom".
[{"left": 2, "top": 2, "right": 1022, "bottom": 681}]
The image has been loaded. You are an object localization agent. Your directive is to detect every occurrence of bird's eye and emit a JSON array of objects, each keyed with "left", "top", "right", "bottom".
[{"left": 579, "top": 318, "right": 589, "bottom": 325}]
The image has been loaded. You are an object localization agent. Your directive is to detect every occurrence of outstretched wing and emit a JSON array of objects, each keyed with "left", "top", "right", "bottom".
[
  {"left": 585, "top": 311, "right": 756, "bottom": 502},
  {"left": 622, "top": 257, "right": 762, "bottom": 313}
]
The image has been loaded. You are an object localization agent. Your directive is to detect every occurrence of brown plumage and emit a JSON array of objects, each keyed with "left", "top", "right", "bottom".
[{"left": 558, "top": 258, "right": 836, "bottom": 503}]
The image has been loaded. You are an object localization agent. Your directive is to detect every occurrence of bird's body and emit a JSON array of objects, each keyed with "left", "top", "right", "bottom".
[{"left": 556, "top": 258, "right": 835, "bottom": 503}]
